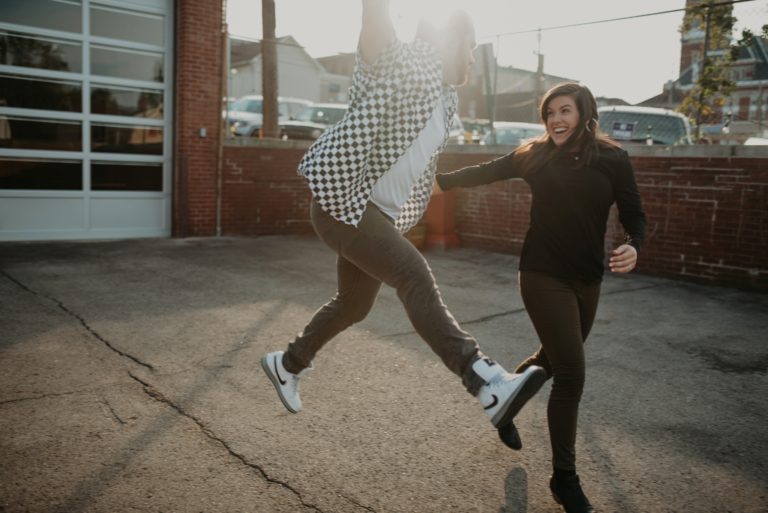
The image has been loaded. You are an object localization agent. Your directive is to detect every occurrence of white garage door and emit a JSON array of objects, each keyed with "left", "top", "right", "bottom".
[{"left": 0, "top": 0, "right": 173, "bottom": 240}]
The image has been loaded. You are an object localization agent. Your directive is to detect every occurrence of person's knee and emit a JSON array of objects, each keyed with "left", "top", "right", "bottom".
[
  {"left": 550, "top": 365, "right": 585, "bottom": 398},
  {"left": 335, "top": 294, "right": 376, "bottom": 325},
  {"left": 394, "top": 264, "right": 437, "bottom": 301}
]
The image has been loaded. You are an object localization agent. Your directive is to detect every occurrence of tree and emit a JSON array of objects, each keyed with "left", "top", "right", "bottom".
[{"left": 677, "top": 0, "right": 768, "bottom": 140}]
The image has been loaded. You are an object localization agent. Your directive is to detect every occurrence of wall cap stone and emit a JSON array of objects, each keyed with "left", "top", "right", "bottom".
[{"left": 225, "top": 138, "right": 768, "bottom": 158}]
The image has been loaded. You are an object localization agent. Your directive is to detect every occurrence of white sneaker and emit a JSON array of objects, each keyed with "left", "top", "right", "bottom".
[
  {"left": 473, "top": 358, "right": 547, "bottom": 427},
  {"left": 261, "top": 351, "right": 312, "bottom": 413}
]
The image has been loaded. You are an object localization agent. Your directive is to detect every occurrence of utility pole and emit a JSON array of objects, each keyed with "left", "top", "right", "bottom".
[
  {"left": 694, "top": 5, "right": 712, "bottom": 142},
  {"left": 481, "top": 43, "right": 496, "bottom": 144},
  {"left": 533, "top": 29, "right": 543, "bottom": 123},
  {"left": 261, "top": 0, "right": 278, "bottom": 138}
]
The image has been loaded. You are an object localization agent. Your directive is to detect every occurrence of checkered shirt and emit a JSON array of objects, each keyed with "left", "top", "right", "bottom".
[{"left": 298, "top": 38, "right": 458, "bottom": 233}]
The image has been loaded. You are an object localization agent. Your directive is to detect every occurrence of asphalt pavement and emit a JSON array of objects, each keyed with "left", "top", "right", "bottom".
[{"left": 1, "top": 235, "right": 766, "bottom": 513}]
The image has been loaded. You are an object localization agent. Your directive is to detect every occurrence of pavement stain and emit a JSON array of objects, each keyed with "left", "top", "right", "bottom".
[{"left": 689, "top": 347, "right": 768, "bottom": 374}]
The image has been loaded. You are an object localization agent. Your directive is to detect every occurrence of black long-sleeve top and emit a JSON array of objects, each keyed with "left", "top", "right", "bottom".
[{"left": 437, "top": 146, "right": 646, "bottom": 282}]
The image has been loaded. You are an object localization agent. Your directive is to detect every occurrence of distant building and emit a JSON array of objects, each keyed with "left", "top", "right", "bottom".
[
  {"left": 454, "top": 44, "right": 576, "bottom": 123},
  {"left": 316, "top": 45, "right": 578, "bottom": 123},
  {"left": 639, "top": 0, "right": 768, "bottom": 142},
  {"left": 316, "top": 53, "right": 356, "bottom": 77},
  {"left": 229, "top": 36, "right": 351, "bottom": 103},
  {"left": 596, "top": 97, "right": 631, "bottom": 108}
]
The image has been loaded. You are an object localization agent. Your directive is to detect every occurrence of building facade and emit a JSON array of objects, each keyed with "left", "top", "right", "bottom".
[
  {"left": 1, "top": 0, "right": 177, "bottom": 240},
  {"left": 641, "top": 0, "right": 768, "bottom": 142},
  {"left": 228, "top": 35, "right": 345, "bottom": 103}
]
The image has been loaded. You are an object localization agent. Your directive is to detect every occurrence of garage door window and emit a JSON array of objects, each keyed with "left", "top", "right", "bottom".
[{"left": 0, "top": 0, "right": 173, "bottom": 240}]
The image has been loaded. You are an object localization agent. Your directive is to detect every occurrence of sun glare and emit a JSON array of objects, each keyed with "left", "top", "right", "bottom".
[{"left": 390, "top": 0, "right": 467, "bottom": 38}]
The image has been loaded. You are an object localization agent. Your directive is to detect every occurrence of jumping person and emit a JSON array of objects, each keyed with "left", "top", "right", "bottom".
[
  {"left": 436, "top": 82, "right": 646, "bottom": 513},
  {"left": 261, "top": 0, "right": 546, "bottom": 436}
]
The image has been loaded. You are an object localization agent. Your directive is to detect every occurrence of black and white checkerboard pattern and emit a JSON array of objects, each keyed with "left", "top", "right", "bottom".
[{"left": 298, "top": 38, "right": 458, "bottom": 233}]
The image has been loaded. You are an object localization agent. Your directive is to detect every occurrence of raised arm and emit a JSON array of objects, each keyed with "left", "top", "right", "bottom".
[
  {"left": 359, "top": 0, "right": 395, "bottom": 64},
  {"left": 436, "top": 151, "right": 521, "bottom": 191}
]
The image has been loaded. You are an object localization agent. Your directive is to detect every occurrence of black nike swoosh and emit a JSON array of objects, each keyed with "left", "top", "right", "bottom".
[
  {"left": 274, "top": 355, "right": 287, "bottom": 385},
  {"left": 484, "top": 394, "right": 498, "bottom": 410}
]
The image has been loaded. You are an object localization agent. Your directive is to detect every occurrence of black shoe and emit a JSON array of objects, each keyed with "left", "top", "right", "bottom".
[
  {"left": 550, "top": 474, "right": 595, "bottom": 513},
  {"left": 497, "top": 420, "right": 522, "bottom": 450}
]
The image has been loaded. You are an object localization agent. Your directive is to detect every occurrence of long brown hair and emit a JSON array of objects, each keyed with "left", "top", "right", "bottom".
[{"left": 513, "top": 82, "right": 618, "bottom": 174}]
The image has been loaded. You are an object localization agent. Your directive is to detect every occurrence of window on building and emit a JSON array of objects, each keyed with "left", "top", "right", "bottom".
[{"left": 738, "top": 97, "right": 750, "bottom": 121}]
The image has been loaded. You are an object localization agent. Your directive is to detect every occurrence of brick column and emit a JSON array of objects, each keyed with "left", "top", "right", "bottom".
[{"left": 173, "top": 0, "right": 225, "bottom": 236}]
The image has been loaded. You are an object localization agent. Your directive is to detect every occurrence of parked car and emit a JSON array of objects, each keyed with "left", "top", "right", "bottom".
[
  {"left": 279, "top": 103, "right": 348, "bottom": 140},
  {"left": 597, "top": 106, "right": 693, "bottom": 146},
  {"left": 481, "top": 121, "right": 546, "bottom": 146},
  {"left": 448, "top": 113, "right": 466, "bottom": 145},
  {"left": 226, "top": 95, "right": 311, "bottom": 137},
  {"left": 461, "top": 118, "right": 491, "bottom": 144}
]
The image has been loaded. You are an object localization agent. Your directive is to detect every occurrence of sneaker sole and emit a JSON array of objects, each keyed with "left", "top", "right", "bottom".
[
  {"left": 497, "top": 421, "right": 522, "bottom": 450},
  {"left": 491, "top": 366, "right": 547, "bottom": 427},
  {"left": 260, "top": 355, "right": 299, "bottom": 414}
]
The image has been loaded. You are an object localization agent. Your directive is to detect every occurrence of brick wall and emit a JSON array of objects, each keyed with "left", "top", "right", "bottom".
[
  {"left": 437, "top": 149, "right": 768, "bottom": 290},
  {"left": 220, "top": 142, "right": 768, "bottom": 290},
  {"left": 222, "top": 140, "right": 313, "bottom": 235},
  {"left": 173, "top": 0, "right": 224, "bottom": 236}
]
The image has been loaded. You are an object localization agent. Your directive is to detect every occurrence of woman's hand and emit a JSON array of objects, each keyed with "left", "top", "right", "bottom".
[{"left": 609, "top": 244, "right": 637, "bottom": 273}]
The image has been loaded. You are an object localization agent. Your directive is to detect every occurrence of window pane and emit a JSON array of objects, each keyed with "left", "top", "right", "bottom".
[
  {"left": 0, "top": 74, "right": 82, "bottom": 112},
  {"left": 91, "top": 85, "right": 162, "bottom": 117},
  {"left": 90, "top": 5, "right": 163, "bottom": 46},
  {"left": 0, "top": 31, "right": 82, "bottom": 73},
  {"left": 0, "top": 116, "right": 81, "bottom": 151},
  {"left": 0, "top": 0, "right": 81, "bottom": 33},
  {"left": 91, "top": 162, "right": 161, "bottom": 191},
  {"left": 0, "top": 158, "right": 81, "bottom": 190},
  {"left": 91, "top": 123, "right": 162, "bottom": 154},
  {"left": 91, "top": 46, "right": 163, "bottom": 82}
]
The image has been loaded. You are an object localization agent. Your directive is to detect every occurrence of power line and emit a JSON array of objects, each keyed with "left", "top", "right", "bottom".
[{"left": 478, "top": 0, "right": 759, "bottom": 40}]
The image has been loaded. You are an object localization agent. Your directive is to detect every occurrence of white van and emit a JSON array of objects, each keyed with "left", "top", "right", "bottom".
[
  {"left": 225, "top": 95, "right": 311, "bottom": 137},
  {"left": 598, "top": 106, "right": 693, "bottom": 146}
]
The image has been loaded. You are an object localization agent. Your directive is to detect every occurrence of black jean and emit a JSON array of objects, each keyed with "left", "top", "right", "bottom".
[
  {"left": 515, "top": 270, "right": 601, "bottom": 472},
  {"left": 283, "top": 200, "right": 486, "bottom": 395}
]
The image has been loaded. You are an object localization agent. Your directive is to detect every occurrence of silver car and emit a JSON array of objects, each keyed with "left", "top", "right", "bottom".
[
  {"left": 482, "top": 121, "right": 546, "bottom": 146},
  {"left": 225, "top": 95, "right": 311, "bottom": 137}
]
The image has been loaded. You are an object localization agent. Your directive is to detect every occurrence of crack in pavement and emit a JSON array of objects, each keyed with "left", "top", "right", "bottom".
[
  {"left": 128, "top": 372, "right": 376, "bottom": 513},
  {"left": 1, "top": 270, "right": 153, "bottom": 371},
  {"left": 0, "top": 388, "right": 100, "bottom": 406},
  {"left": 100, "top": 398, "right": 127, "bottom": 425},
  {"left": 339, "top": 493, "right": 378, "bottom": 512},
  {"left": 380, "top": 283, "right": 668, "bottom": 339},
  {"left": 601, "top": 282, "right": 668, "bottom": 296},
  {"left": 381, "top": 307, "right": 528, "bottom": 339}
]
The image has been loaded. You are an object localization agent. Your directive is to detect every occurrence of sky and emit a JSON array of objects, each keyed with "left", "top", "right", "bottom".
[{"left": 226, "top": 0, "right": 767, "bottom": 105}]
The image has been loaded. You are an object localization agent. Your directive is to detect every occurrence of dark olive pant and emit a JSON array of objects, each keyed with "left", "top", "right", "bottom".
[
  {"left": 283, "top": 200, "right": 486, "bottom": 395},
  {"left": 515, "top": 271, "right": 601, "bottom": 472}
]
